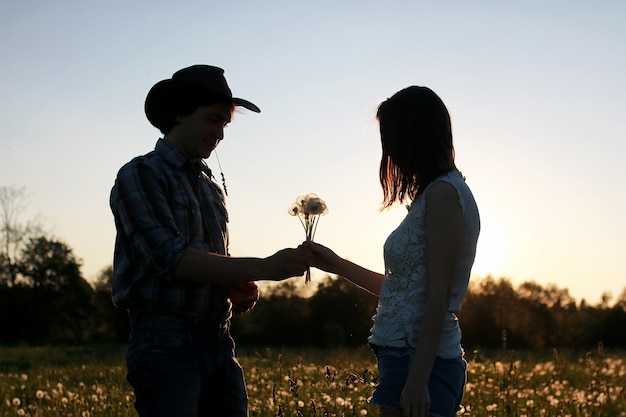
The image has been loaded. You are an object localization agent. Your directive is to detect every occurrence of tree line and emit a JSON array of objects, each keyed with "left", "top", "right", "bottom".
[
  {"left": 1, "top": 185, "right": 625, "bottom": 349},
  {"left": 0, "top": 237, "right": 625, "bottom": 349}
]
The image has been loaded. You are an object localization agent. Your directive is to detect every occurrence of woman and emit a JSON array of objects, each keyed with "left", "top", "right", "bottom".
[{"left": 307, "top": 86, "right": 480, "bottom": 417}]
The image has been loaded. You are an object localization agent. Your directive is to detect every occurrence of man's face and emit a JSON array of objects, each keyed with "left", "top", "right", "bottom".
[{"left": 170, "top": 102, "right": 234, "bottom": 161}]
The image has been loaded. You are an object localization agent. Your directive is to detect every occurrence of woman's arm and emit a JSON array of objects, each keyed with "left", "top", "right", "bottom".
[
  {"left": 400, "top": 181, "right": 464, "bottom": 417},
  {"left": 306, "top": 241, "right": 384, "bottom": 295}
]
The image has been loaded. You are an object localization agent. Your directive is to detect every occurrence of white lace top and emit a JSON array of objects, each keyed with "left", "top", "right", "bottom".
[{"left": 368, "top": 170, "right": 480, "bottom": 358}]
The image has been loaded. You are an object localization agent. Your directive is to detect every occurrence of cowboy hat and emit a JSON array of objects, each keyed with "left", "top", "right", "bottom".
[{"left": 145, "top": 65, "right": 260, "bottom": 130}]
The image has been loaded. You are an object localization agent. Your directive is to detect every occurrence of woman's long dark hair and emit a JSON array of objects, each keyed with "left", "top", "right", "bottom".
[{"left": 377, "top": 86, "right": 456, "bottom": 208}]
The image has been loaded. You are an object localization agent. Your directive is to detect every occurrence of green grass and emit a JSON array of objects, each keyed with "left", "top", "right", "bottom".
[{"left": 0, "top": 344, "right": 624, "bottom": 416}]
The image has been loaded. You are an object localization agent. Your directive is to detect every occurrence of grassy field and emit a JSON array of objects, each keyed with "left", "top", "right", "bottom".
[{"left": 0, "top": 343, "right": 624, "bottom": 417}]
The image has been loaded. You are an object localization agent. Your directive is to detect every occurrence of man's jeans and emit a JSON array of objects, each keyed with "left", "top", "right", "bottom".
[{"left": 126, "top": 311, "right": 248, "bottom": 417}]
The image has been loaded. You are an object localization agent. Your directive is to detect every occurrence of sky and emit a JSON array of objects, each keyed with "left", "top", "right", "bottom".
[{"left": 1, "top": 0, "right": 625, "bottom": 305}]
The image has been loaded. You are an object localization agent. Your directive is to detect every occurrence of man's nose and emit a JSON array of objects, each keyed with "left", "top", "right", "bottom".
[{"left": 216, "top": 126, "right": 225, "bottom": 141}]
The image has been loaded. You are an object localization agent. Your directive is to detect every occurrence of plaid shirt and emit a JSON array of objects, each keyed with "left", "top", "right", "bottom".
[{"left": 110, "top": 139, "right": 230, "bottom": 321}]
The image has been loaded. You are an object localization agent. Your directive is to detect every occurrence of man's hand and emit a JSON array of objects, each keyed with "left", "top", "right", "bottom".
[
  {"left": 263, "top": 247, "right": 313, "bottom": 280},
  {"left": 229, "top": 281, "right": 259, "bottom": 313}
]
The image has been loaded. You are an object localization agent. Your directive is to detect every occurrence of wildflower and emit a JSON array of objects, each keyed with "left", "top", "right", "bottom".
[
  {"left": 12, "top": 398, "right": 21, "bottom": 406},
  {"left": 288, "top": 193, "right": 328, "bottom": 283},
  {"left": 36, "top": 390, "right": 45, "bottom": 399}
]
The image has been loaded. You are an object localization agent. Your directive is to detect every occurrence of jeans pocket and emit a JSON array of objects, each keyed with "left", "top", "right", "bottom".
[
  {"left": 147, "top": 323, "right": 193, "bottom": 355},
  {"left": 152, "top": 333, "right": 192, "bottom": 351}
]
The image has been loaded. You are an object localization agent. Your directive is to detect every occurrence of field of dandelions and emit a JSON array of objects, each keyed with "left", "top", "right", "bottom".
[{"left": 0, "top": 344, "right": 624, "bottom": 417}]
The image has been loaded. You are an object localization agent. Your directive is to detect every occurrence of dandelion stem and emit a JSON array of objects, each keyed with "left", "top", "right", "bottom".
[{"left": 311, "top": 215, "right": 320, "bottom": 241}]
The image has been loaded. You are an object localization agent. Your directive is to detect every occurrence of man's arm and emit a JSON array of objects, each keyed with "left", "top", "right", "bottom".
[{"left": 173, "top": 246, "right": 312, "bottom": 284}]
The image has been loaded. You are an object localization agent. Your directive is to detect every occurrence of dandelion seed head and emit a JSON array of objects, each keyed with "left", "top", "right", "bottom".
[
  {"left": 12, "top": 398, "right": 21, "bottom": 406},
  {"left": 288, "top": 193, "right": 328, "bottom": 217},
  {"left": 288, "top": 204, "right": 299, "bottom": 216},
  {"left": 304, "top": 194, "right": 328, "bottom": 215}
]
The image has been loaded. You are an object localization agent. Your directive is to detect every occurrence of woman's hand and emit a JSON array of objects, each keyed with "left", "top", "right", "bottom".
[
  {"left": 302, "top": 241, "right": 341, "bottom": 274},
  {"left": 399, "top": 380, "right": 430, "bottom": 417}
]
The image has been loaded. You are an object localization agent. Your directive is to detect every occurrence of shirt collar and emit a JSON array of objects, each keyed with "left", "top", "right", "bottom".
[
  {"left": 155, "top": 138, "right": 187, "bottom": 168},
  {"left": 155, "top": 138, "right": 213, "bottom": 177}
]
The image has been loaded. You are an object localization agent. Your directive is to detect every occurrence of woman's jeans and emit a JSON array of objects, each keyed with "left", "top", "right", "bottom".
[
  {"left": 369, "top": 344, "right": 467, "bottom": 417},
  {"left": 126, "top": 311, "right": 248, "bottom": 417}
]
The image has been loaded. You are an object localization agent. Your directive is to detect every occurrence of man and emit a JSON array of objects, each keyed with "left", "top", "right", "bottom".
[{"left": 110, "top": 65, "right": 311, "bottom": 417}]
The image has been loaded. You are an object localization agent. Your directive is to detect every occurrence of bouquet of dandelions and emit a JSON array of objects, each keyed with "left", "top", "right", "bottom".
[{"left": 288, "top": 193, "right": 328, "bottom": 283}]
